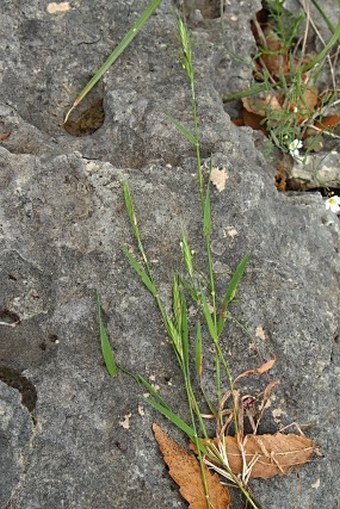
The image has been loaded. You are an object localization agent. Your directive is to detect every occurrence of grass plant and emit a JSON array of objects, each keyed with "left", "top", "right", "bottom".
[
  {"left": 97, "top": 11, "right": 262, "bottom": 509},
  {"left": 92, "top": 2, "right": 333, "bottom": 507}
]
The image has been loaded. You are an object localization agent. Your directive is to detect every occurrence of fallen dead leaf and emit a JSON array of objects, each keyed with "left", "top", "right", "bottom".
[
  {"left": 234, "top": 355, "right": 276, "bottom": 382},
  {"left": 204, "top": 433, "right": 316, "bottom": 479},
  {"left": 153, "top": 423, "right": 230, "bottom": 509},
  {"left": 241, "top": 109, "right": 267, "bottom": 132},
  {"left": 288, "top": 85, "right": 319, "bottom": 123},
  {"left": 242, "top": 94, "right": 282, "bottom": 117},
  {"left": 314, "top": 114, "right": 340, "bottom": 132},
  {"left": 210, "top": 167, "right": 228, "bottom": 192}
]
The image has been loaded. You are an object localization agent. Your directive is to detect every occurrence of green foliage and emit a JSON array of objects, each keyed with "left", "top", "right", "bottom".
[
  {"left": 97, "top": 11, "right": 257, "bottom": 509},
  {"left": 65, "top": 0, "right": 163, "bottom": 122},
  {"left": 96, "top": 291, "right": 117, "bottom": 378},
  {"left": 266, "top": 0, "right": 304, "bottom": 50}
]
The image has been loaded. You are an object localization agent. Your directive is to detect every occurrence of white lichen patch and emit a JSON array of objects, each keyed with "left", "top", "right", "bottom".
[
  {"left": 255, "top": 325, "right": 267, "bottom": 341},
  {"left": 119, "top": 413, "right": 132, "bottom": 430},
  {"left": 210, "top": 167, "right": 229, "bottom": 192},
  {"left": 47, "top": 2, "right": 71, "bottom": 14},
  {"left": 272, "top": 407, "right": 287, "bottom": 422},
  {"left": 225, "top": 226, "right": 238, "bottom": 239},
  {"left": 311, "top": 478, "right": 321, "bottom": 489}
]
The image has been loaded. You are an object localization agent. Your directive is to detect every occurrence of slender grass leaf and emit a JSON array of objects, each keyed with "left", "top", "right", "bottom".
[
  {"left": 195, "top": 320, "right": 203, "bottom": 378},
  {"left": 310, "top": 0, "right": 335, "bottom": 34},
  {"left": 223, "top": 82, "right": 274, "bottom": 102},
  {"left": 64, "top": 0, "right": 163, "bottom": 122},
  {"left": 172, "top": 276, "right": 181, "bottom": 330},
  {"left": 122, "top": 181, "right": 136, "bottom": 227},
  {"left": 118, "top": 365, "right": 171, "bottom": 409},
  {"left": 303, "top": 19, "right": 340, "bottom": 71},
  {"left": 137, "top": 377, "right": 170, "bottom": 408},
  {"left": 123, "top": 247, "right": 157, "bottom": 296},
  {"left": 167, "top": 115, "right": 196, "bottom": 145},
  {"left": 180, "top": 292, "right": 189, "bottom": 371},
  {"left": 201, "top": 293, "right": 218, "bottom": 343},
  {"left": 164, "top": 315, "right": 183, "bottom": 363},
  {"left": 217, "top": 254, "right": 249, "bottom": 335},
  {"left": 180, "top": 234, "right": 194, "bottom": 277},
  {"left": 222, "top": 255, "right": 249, "bottom": 305},
  {"left": 96, "top": 290, "right": 117, "bottom": 378},
  {"left": 203, "top": 181, "right": 211, "bottom": 238},
  {"left": 144, "top": 397, "right": 195, "bottom": 439}
]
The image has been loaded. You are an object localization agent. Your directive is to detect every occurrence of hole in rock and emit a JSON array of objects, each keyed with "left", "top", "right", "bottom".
[
  {"left": 49, "top": 333, "right": 59, "bottom": 343},
  {"left": 0, "top": 308, "right": 20, "bottom": 326},
  {"left": 0, "top": 366, "right": 37, "bottom": 413},
  {"left": 64, "top": 87, "right": 105, "bottom": 137}
]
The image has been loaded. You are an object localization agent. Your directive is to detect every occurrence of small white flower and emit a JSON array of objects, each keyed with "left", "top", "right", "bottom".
[
  {"left": 325, "top": 195, "right": 340, "bottom": 213},
  {"left": 288, "top": 139, "right": 303, "bottom": 160}
]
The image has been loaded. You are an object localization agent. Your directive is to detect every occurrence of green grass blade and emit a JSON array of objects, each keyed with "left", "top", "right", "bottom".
[
  {"left": 137, "top": 377, "right": 170, "bottom": 408},
  {"left": 310, "top": 0, "right": 335, "bottom": 34},
  {"left": 123, "top": 247, "right": 157, "bottom": 296},
  {"left": 167, "top": 115, "right": 196, "bottom": 145},
  {"left": 201, "top": 293, "right": 218, "bottom": 343},
  {"left": 217, "top": 254, "right": 249, "bottom": 335},
  {"left": 164, "top": 315, "right": 183, "bottom": 363},
  {"left": 96, "top": 290, "right": 117, "bottom": 378},
  {"left": 180, "top": 292, "right": 189, "bottom": 370},
  {"left": 65, "top": 0, "right": 162, "bottom": 122},
  {"left": 119, "top": 365, "right": 171, "bottom": 409},
  {"left": 222, "top": 82, "right": 273, "bottom": 102},
  {"left": 194, "top": 320, "right": 203, "bottom": 378},
  {"left": 180, "top": 234, "right": 194, "bottom": 278},
  {"left": 203, "top": 181, "right": 211, "bottom": 238},
  {"left": 144, "top": 397, "right": 195, "bottom": 439},
  {"left": 302, "top": 19, "right": 340, "bottom": 72},
  {"left": 122, "top": 180, "right": 136, "bottom": 229},
  {"left": 172, "top": 276, "right": 182, "bottom": 330}
]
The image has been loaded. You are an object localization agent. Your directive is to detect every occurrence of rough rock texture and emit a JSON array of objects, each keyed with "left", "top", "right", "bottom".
[
  {"left": 0, "top": 381, "right": 34, "bottom": 508},
  {"left": 0, "top": 1, "right": 339, "bottom": 508}
]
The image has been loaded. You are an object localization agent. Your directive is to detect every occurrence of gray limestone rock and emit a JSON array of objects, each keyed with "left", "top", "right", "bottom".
[
  {"left": 0, "top": 1, "right": 339, "bottom": 508},
  {"left": 0, "top": 380, "right": 34, "bottom": 508}
]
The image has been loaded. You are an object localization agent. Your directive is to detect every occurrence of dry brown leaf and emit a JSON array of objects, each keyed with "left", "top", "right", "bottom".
[
  {"left": 301, "top": 85, "right": 319, "bottom": 111},
  {"left": 234, "top": 355, "right": 276, "bottom": 382},
  {"left": 259, "top": 28, "right": 290, "bottom": 77},
  {"left": 315, "top": 114, "right": 340, "bottom": 131},
  {"left": 288, "top": 85, "right": 319, "bottom": 123},
  {"left": 231, "top": 117, "right": 244, "bottom": 127},
  {"left": 205, "top": 433, "right": 316, "bottom": 479},
  {"left": 242, "top": 110, "right": 267, "bottom": 133},
  {"left": 153, "top": 423, "right": 230, "bottom": 509},
  {"left": 210, "top": 167, "right": 228, "bottom": 192},
  {"left": 242, "top": 94, "right": 282, "bottom": 117}
]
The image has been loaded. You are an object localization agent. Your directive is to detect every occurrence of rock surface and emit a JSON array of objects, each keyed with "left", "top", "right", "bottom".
[{"left": 0, "top": 1, "right": 339, "bottom": 508}]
